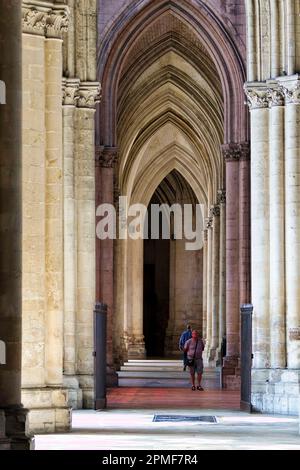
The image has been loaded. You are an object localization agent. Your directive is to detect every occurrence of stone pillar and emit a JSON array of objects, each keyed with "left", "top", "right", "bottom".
[
  {"left": 239, "top": 144, "right": 251, "bottom": 308},
  {"left": 62, "top": 78, "right": 85, "bottom": 409},
  {"left": 222, "top": 145, "right": 240, "bottom": 365},
  {"left": 62, "top": 78, "right": 80, "bottom": 383},
  {"left": 0, "top": 0, "right": 32, "bottom": 449},
  {"left": 204, "top": 217, "right": 213, "bottom": 363},
  {"left": 218, "top": 190, "right": 226, "bottom": 352},
  {"left": 44, "top": 34, "right": 64, "bottom": 387},
  {"left": 210, "top": 205, "right": 220, "bottom": 362},
  {"left": 286, "top": 0, "right": 296, "bottom": 76},
  {"left": 245, "top": 0, "right": 257, "bottom": 82},
  {"left": 247, "top": 79, "right": 300, "bottom": 416},
  {"left": 245, "top": 85, "right": 270, "bottom": 369},
  {"left": 22, "top": 30, "right": 46, "bottom": 390},
  {"left": 96, "top": 146, "right": 119, "bottom": 383},
  {"left": 268, "top": 87, "right": 286, "bottom": 368},
  {"left": 202, "top": 230, "right": 208, "bottom": 341},
  {"left": 281, "top": 78, "right": 300, "bottom": 369},
  {"left": 75, "top": 83, "right": 100, "bottom": 405},
  {"left": 21, "top": 2, "right": 71, "bottom": 433},
  {"left": 222, "top": 143, "right": 249, "bottom": 389},
  {"left": 127, "top": 238, "right": 146, "bottom": 358}
]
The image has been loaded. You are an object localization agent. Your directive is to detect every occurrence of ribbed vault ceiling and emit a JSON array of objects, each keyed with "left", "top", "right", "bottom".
[{"left": 115, "top": 9, "right": 224, "bottom": 210}]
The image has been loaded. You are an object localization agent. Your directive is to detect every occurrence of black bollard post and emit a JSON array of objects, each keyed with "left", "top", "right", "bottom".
[
  {"left": 94, "top": 302, "right": 107, "bottom": 410},
  {"left": 240, "top": 303, "right": 253, "bottom": 412}
]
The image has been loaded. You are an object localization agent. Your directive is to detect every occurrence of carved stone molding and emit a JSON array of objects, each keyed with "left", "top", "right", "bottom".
[
  {"left": 217, "top": 189, "right": 226, "bottom": 205},
  {"left": 22, "top": 2, "right": 70, "bottom": 38},
  {"left": 77, "top": 82, "right": 101, "bottom": 109},
  {"left": 46, "top": 8, "right": 69, "bottom": 39},
  {"left": 211, "top": 204, "right": 220, "bottom": 217},
  {"left": 96, "top": 146, "right": 118, "bottom": 168},
  {"left": 222, "top": 142, "right": 250, "bottom": 162},
  {"left": 268, "top": 88, "right": 285, "bottom": 107},
  {"left": 62, "top": 78, "right": 80, "bottom": 106},
  {"left": 22, "top": 7, "right": 46, "bottom": 36},
  {"left": 244, "top": 85, "right": 269, "bottom": 110},
  {"left": 203, "top": 229, "right": 208, "bottom": 243},
  {"left": 62, "top": 79, "right": 101, "bottom": 108},
  {"left": 280, "top": 82, "right": 300, "bottom": 105}
]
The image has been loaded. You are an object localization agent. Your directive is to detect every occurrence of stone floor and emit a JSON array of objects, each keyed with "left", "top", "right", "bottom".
[{"left": 35, "top": 388, "right": 300, "bottom": 450}]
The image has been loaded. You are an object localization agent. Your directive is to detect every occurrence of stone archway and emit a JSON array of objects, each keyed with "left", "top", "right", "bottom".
[{"left": 96, "top": 0, "right": 250, "bottom": 386}]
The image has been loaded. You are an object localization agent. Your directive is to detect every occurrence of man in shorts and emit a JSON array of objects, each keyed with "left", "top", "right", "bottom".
[
  {"left": 184, "top": 330, "right": 205, "bottom": 391},
  {"left": 179, "top": 324, "right": 192, "bottom": 371}
]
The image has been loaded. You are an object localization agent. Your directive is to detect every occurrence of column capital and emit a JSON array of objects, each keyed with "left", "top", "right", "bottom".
[
  {"left": 96, "top": 146, "right": 118, "bottom": 168},
  {"left": 244, "top": 83, "right": 269, "bottom": 110},
  {"left": 222, "top": 142, "right": 250, "bottom": 162},
  {"left": 62, "top": 79, "right": 101, "bottom": 108},
  {"left": 279, "top": 83, "right": 300, "bottom": 105},
  {"left": 22, "top": 2, "right": 70, "bottom": 39},
  {"left": 268, "top": 87, "right": 285, "bottom": 107},
  {"left": 62, "top": 78, "right": 80, "bottom": 106},
  {"left": 77, "top": 82, "right": 101, "bottom": 109},
  {"left": 217, "top": 189, "right": 226, "bottom": 204},
  {"left": 210, "top": 204, "right": 220, "bottom": 217}
]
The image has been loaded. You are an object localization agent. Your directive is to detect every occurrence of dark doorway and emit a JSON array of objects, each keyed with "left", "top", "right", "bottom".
[{"left": 143, "top": 236, "right": 170, "bottom": 357}]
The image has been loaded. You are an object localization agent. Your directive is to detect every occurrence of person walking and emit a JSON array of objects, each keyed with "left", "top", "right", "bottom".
[
  {"left": 184, "top": 330, "right": 205, "bottom": 390},
  {"left": 179, "top": 324, "right": 192, "bottom": 371}
]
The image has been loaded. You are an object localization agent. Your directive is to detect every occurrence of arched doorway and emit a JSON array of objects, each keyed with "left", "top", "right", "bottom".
[{"left": 143, "top": 170, "right": 202, "bottom": 358}]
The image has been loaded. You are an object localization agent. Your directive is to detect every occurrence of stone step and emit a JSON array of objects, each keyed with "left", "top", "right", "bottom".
[
  {"left": 122, "top": 364, "right": 217, "bottom": 372},
  {"left": 120, "top": 367, "right": 218, "bottom": 376},
  {"left": 117, "top": 360, "right": 221, "bottom": 388},
  {"left": 125, "top": 361, "right": 183, "bottom": 366},
  {"left": 118, "top": 376, "right": 220, "bottom": 388},
  {"left": 118, "top": 371, "right": 218, "bottom": 378},
  {"left": 121, "top": 366, "right": 193, "bottom": 372},
  {"left": 127, "top": 359, "right": 182, "bottom": 362}
]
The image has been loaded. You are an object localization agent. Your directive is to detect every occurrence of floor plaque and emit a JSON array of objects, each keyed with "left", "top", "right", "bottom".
[{"left": 153, "top": 415, "right": 217, "bottom": 423}]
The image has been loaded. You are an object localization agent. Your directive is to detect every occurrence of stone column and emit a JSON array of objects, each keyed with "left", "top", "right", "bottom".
[
  {"left": 268, "top": 86, "right": 286, "bottom": 368},
  {"left": 245, "top": 0, "right": 257, "bottom": 82},
  {"left": 239, "top": 144, "right": 251, "bottom": 309},
  {"left": 62, "top": 78, "right": 80, "bottom": 406},
  {"left": 63, "top": 78, "right": 79, "bottom": 376},
  {"left": 21, "top": 1, "right": 71, "bottom": 434},
  {"left": 245, "top": 85, "right": 270, "bottom": 369},
  {"left": 204, "top": 217, "right": 213, "bottom": 363},
  {"left": 210, "top": 205, "right": 220, "bottom": 362},
  {"left": 165, "top": 237, "right": 177, "bottom": 356},
  {"left": 22, "top": 28, "right": 46, "bottom": 390},
  {"left": 0, "top": 0, "right": 32, "bottom": 449},
  {"left": 44, "top": 33, "right": 64, "bottom": 387},
  {"left": 222, "top": 143, "right": 250, "bottom": 388},
  {"left": 281, "top": 78, "right": 300, "bottom": 368},
  {"left": 75, "top": 83, "right": 100, "bottom": 405},
  {"left": 218, "top": 190, "right": 226, "bottom": 352},
  {"left": 202, "top": 230, "right": 208, "bottom": 341},
  {"left": 96, "top": 146, "right": 119, "bottom": 383},
  {"left": 222, "top": 145, "right": 240, "bottom": 364},
  {"left": 286, "top": 0, "right": 296, "bottom": 76},
  {"left": 127, "top": 238, "right": 146, "bottom": 358}
]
